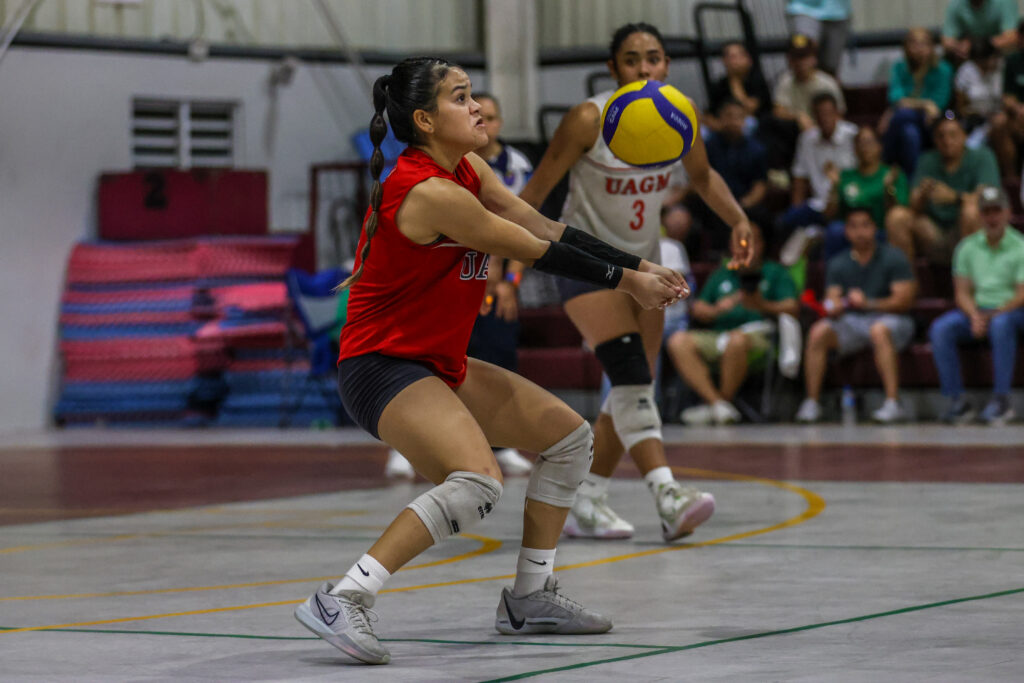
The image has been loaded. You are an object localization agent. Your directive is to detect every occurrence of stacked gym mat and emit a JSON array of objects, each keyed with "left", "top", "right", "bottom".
[{"left": 54, "top": 236, "right": 340, "bottom": 427}]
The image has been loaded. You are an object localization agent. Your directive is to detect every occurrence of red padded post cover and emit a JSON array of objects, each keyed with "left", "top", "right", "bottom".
[{"left": 98, "top": 169, "right": 268, "bottom": 240}]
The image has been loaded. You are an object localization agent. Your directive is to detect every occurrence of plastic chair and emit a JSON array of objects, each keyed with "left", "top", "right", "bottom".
[
  {"left": 282, "top": 267, "right": 349, "bottom": 426},
  {"left": 350, "top": 127, "right": 406, "bottom": 181}
]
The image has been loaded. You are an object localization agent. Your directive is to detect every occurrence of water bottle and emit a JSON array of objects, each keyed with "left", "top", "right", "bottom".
[{"left": 841, "top": 385, "right": 856, "bottom": 426}]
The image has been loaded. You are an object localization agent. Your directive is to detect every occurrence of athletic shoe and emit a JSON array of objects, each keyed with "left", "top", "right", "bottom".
[
  {"left": 780, "top": 226, "right": 823, "bottom": 267},
  {"left": 495, "top": 448, "right": 533, "bottom": 476},
  {"left": 980, "top": 396, "right": 1015, "bottom": 426},
  {"left": 495, "top": 576, "right": 612, "bottom": 635},
  {"left": 939, "top": 397, "right": 975, "bottom": 425},
  {"left": 294, "top": 582, "right": 390, "bottom": 665},
  {"left": 384, "top": 449, "right": 415, "bottom": 479},
  {"left": 711, "top": 400, "right": 741, "bottom": 425},
  {"left": 680, "top": 404, "right": 714, "bottom": 426},
  {"left": 563, "top": 492, "right": 635, "bottom": 539},
  {"left": 871, "top": 398, "right": 907, "bottom": 424},
  {"left": 795, "top": 398, "right": 822, "bottom": 423},
  {"left": 655, "top": 482, "right": 715, "bottom": 542}
]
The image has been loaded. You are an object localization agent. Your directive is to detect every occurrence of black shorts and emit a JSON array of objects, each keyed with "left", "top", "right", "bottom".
[
  {"left": 337, "top": 352, "right": 435, "bottom": 439},
  {"left": 555, "top": 275, "right": 603, "bottom": 303}
]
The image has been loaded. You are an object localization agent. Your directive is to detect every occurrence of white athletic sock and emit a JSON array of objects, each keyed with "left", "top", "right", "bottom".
[
  {"left": 512, "top": 547, "right": 556, "bottom": 597},
  {"left": 577, "top": 472, "right": 611, "bottom": 499},
  {"left": 643, "top": 465, "right": 675, "bottom": 497},
  {"left": 331, "top": 553, "right": 390, "bottom": 597}
]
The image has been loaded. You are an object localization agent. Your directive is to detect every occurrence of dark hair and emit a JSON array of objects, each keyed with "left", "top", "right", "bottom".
[
  {"left": 716, "top": 96, "right": 745, "bottom": 116},
  {"left": 845, "top": 206, "right": 875, "bottom": 224},
  {"left": 609, "top": 22, "right": 665, "bottom": 61},
  {"left": 721, "top": 40, "right": 748, "bottom": 56},
  {"left": 969, "top": 36, "right": 996, "bottom": 61},
  {"left": 336, "top": 57, "right": 454, "bottom": 291},
  {"left": 811, "top": 91, "right": 838, "bottom": 110}
]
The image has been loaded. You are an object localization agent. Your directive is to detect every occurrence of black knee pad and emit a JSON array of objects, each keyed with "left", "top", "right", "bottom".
[{"left": 594, "top": 334, "right": 651, "bottom": 386}]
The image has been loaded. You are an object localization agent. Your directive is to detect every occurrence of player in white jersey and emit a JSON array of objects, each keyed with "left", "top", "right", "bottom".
[{"left": 520, "top": 22, "right": 753, "bottom": 543}]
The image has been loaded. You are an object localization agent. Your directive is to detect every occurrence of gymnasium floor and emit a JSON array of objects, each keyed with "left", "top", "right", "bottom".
[{"left": 3, "top": 425, "right": 1023, "bottom": 681}]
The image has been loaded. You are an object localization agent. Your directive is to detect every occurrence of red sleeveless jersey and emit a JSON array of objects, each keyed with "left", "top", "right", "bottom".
[{"left": 338, "top": 147, "right": 488, "bottom": 388}]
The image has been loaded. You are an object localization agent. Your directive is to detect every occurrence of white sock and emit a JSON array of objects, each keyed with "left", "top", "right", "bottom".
[
  {"left": 643, "top": 465, "right": 675, "bottom": 497},
  {"left": 512, "top": 547, "right": 556, "bottom": 597},
  {"left": 577, "top": 472, "right": 611, "bottom": 499},
  {"left": 331, "top": 553, "right": 390, "bottom": 597}
]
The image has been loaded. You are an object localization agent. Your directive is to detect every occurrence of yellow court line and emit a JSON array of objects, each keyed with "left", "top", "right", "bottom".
[
  {"left": 0, "top": 534, "right": 501, "bottom": 603},
  {"left": 0, "top": 470, "right": 823, "bottom": 635},
  {"left": 0, "top": 510, "right": 372, "bottom": 556}
]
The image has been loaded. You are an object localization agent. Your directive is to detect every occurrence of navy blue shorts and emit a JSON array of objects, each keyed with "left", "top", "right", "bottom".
[
  {"left": 555, "top": 275, "right": 603, "bottom": 303},
  {"left": 337, "top": 353, "right": 435, "bottom": 439}
]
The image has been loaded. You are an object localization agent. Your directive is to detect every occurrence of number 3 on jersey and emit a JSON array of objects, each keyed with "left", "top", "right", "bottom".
[{"left": 629, "top": 199, "right": 644, "bottom": 230}]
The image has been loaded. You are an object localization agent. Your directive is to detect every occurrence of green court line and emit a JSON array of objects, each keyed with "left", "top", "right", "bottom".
[
  {"left": 0, "top": 626, "right": 667, "bottom": 649},
  {"left": 719, "top": 542, "right": 1024, "bottom": 553},
  {"left": 480, "top": 586, "right": 1024, "bottom": 682}
]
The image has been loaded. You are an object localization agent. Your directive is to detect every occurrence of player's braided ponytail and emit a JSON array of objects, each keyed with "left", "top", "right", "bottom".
[
  {"left": 336, "top": 57, "right": 453, "bottom": 291},
  {"left": 336, "top": 74, "right": 390, "bottom": 291}
]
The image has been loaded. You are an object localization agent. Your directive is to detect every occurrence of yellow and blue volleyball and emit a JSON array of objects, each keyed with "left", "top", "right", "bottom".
[{"left": 601, "top": 80, "right": 699, "bottom": 168}]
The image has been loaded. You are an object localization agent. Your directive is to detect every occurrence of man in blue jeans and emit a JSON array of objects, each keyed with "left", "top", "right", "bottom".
[{"left": 929, "top": 185, "right": 1024, "bottom": 424}]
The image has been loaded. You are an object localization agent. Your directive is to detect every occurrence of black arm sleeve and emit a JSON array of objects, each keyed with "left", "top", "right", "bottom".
[
  {"left": 533, "top": 241, "right": 623, "bottom": 289},
  {"left": 560, "top": 226, "right": 643, "bottom": 271}
]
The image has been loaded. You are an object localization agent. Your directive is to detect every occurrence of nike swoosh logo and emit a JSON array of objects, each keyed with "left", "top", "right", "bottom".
[
  {"left": 525, "top": 559, "right": 548, "bottom": 566},
  {"left": 357, "top": 564, "right": 370, "bottom": 577},
  {"left": 315, "top": 593, "right": 340, "bottom": 626},
  {"left": 503, "top": 593, "right": 526, "bottom": 630}
]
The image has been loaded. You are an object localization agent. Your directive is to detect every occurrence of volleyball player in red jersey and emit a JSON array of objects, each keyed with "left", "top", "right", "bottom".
[{"left": 293, "top": 57, "right": 688, "bottom": 665}]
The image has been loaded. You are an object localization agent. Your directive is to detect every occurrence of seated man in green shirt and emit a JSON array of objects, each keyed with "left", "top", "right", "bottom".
[
  {"left": 929, "top": 185, "right": 1024, "bottom": 425},
  {"left": 795, "top": 208, "right": 917, "bottom": 424},
  {"left": 666, "top": 224, "right": 799, "bottom": 425},
  {"left": 907, "top": 115, "right": 1001, "bottom": 262}
]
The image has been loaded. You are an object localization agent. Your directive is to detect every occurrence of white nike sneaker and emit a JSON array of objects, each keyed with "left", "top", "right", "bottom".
[
  {"left": 711, "top": 400, "right": 741, "bottom": 425},
  {"left": 563, "top": 492, "right": 635, "bottom": 539},
  {"left": 871, "top": 398, "right": 907, "bottom": 424},
  {"left": 294, "top": 582, "right": 390, "bottom": 664},
  {"left": 655, "top": 482, "right": 716, "bottom": 542},
  {"left": 680, "top": 404, "right": 714, "bottom": 425},
  {"left": 795, "top": 398, "right": 822, "bottom": 423},
  {"left": 494, "top": 448, "right": 533, "bottom": 476},
  {"left": 495, "top": 576, "right": 612, "bottom": 635},
  {"left": 384, "top": 449, "right": 414, "bottom": 479}
]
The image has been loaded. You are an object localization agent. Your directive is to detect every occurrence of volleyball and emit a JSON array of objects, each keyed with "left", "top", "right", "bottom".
[{"left": 601, "top": 80, "right": 698, "bottom": 168}]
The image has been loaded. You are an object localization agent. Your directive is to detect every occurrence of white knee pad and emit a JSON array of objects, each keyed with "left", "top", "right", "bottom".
[
  {"left": 607, "top": 384, "right": 662, "bottom": 450},
  {"left": 525, "top": 421, "right": 593, "bottom": 508},
  {"left": 406, "top": 470, "right": 503, "bottom": 544}
]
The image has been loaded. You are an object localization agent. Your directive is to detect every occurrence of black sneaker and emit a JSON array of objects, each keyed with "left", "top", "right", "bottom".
[{"left": 939, "top": 398, "right": 974, "bottom": 425}]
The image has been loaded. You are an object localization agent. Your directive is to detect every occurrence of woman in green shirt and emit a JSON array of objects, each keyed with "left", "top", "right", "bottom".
[
  {"left": 882, "top": 27, "right": 954, "bottom": 175},
  {"left": 822, "top": 126, "right": 912, "bottom": 259}
]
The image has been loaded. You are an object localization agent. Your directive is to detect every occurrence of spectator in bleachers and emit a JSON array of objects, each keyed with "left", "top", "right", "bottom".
[
  {"left": 703, "top": 41, "right": 773, "bottom": 134},
  {"left": 829, "top": 127, "right": 913, "bottom": 261},
  {"left": 666, "top": 224, "right": 799, "bottom": 425},
  {"left": 929, "top": 184, "right": 1024, "bottom": 425},
  {"left": 773, "top": 34, "right": 846, "bottom": 133},
  {"left": 941, "top": 0, "right": 1019, "bottom": 63},
  {"left": 881, "top": 27, "right": 952, "bottom": 176},
  {"left": 785, "top": 0, "right": 852, "bottom": 76},
  {"left": 683, "top": 97, "right": 771, "bottom": 255},
  {"left": 901, "top": 114, "right": 1000, "bottom": 262},
  {"left": 776, "top": 92, "right": 857, "bottom": 264},
  {"left": 953, "top": 37, "right": 1004, "bottom": 146},
  {"left": 987, "top": 21, "right": 1024, "bottom": 176},
  {"left": 795, "top": 208, "right": 917, "bottom": 424}
]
